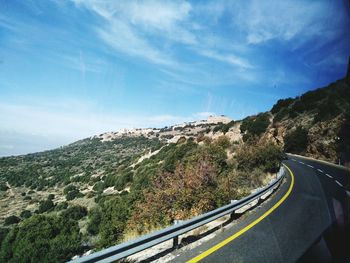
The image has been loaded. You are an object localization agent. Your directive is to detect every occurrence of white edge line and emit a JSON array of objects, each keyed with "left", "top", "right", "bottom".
[
  {"left": 317, "top": 169, "right": 324, "bottom": 173},
  {"left": 307, "top": 165, "right": 314, "bottom": 168},
  {"left": 335, "top": 180, "right": 343, "bottom": 187},
  {"left": 325, "top": 174, "right": 333, "bottom": 178}
]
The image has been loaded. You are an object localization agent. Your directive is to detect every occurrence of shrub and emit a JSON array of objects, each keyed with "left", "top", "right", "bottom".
[
  {"left": 66, "top": 189, "right": 83, "bottom": 201},
  {"left": 20, "top": 210, "right": 32, "bottom": 219},
  {"left": 236, "top": 142, "right": 283, "bottom": 173},
  {"left": 93, "top": 182, "right": 105, "bottom": 193},
  {"left": 0, "top": 228, "right": 9, "bottom": 248},
  {"left": 273, "top": 108, "right": 289, "bottom": 122},
  {"left": 0, "top": 215, "right": 82, "bottom": 262},
  {"left": 61, "top": 205, "right": 87, "bottom": 221},
  {"left": 38, "top": 200, "right": 54, "bottom": 213},
  {"left": 4, "top": 216, "right": 21, "bottom": 226},
  {"left": 128, "top": 144, "right": 228, "bottom": 234},
  {"left": 87, "top": 207, "right": 101, "bottom": 235},
  {"left": 0, "top": 183, "right": 8, "bottom": 192},
  {"left": 47, "top": 194, "right": 55, "bottom": 200},
  {"left": 115, "top": 172, "right": 133, "bottom": 191},
  {"left": 240, "top": 114, "right": 270, "bottom": 137},
  {"left": 214, "top": 135, "right": 231, "bottom": 149},
  {"left": 213, "top": 121, "right": 235, "bottom": 134},
  {"left": 271, "top": 98, "right": 294, "bottom": 114},
  {"left": 63, "top": 185, "right": 77, "bottom": 195},
  {"left": 55, "top": 202, "right": 68, "bottom": 211},
  {"left": 314, "top": 96, "right": 341, "bottom": 123},
  {"left": 284, "top": 127, "right": 308, "bottom": 154}
]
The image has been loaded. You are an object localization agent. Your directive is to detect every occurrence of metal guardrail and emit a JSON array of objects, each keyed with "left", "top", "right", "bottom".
[{"left": 70, "top": 166, "right": 287, "bottom": 263}]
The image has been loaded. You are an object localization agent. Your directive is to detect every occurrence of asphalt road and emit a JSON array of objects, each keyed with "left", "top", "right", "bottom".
[{"left": 169, "top": 155, "right": 350, "bottom": 263}]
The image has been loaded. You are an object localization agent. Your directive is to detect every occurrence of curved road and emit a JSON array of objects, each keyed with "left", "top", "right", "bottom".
[{"left": 169, "top": 155, "right": 350, "bottom": 263}]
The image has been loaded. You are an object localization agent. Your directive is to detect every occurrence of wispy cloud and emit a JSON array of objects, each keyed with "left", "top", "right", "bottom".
[
  {"left": 72, "top": 0, "right": 196, "bottom": 66},
  {"left": 198, "top": 49, "right": 254, "bottom": 69},
  {"left": 230, "top": 0, "right": 341, "bottom": 46},
  {"left": 71, "top": 0, "right": 254, "bottom": 72}
]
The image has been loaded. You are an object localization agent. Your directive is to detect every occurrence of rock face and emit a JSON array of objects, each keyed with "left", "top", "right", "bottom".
[{"left": 266, "top": 74, "right": 350, "bottom": 165}]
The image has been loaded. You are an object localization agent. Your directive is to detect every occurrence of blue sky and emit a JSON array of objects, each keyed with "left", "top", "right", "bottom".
[{"left": 0, "top": 0, "right": 349, "bottom": 156}]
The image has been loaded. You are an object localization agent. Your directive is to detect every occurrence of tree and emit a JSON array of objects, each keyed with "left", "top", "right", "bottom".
[
  {"left": 61, "top": 206, "right": 87, "bottom": 221},
  {"left": 284, "top": 127, "right": 308, "bottom": 154},
  {"left": 38, "top": 200, "right": 54, "bottom": 213},
  {"left": 20, "top": 210, "right": 32, "bottom": 219},
  {"left": 4, "top": 216, "right": 21, "bottom": 226},
  {"left": 0, "top": 183, "right": 9, "bottom": 191},
  {"left": 236, "top": 141, "right": 283, "bottom": 173},
  {"left": 0, "top": 215, "right": 82, "bottom": 262}
]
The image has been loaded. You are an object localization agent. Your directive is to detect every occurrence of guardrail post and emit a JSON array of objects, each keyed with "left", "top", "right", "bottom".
[
  {"left": 173, "top": 220, "right": 181, "bottom": 248},
  {"left": 173, "top": 236, "right": 179, "bottom": 248}
]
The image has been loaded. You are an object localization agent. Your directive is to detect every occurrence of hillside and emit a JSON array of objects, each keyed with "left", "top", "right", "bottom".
[
  {"left": 268, "top": 77, "right": 350, "bottom": 164},
  {"left": 0, "top": 74, "right": 349, "bottom": 261}
]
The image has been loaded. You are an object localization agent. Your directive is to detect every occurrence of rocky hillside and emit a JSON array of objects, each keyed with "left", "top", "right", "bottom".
[
  {"left": 267, "top": 76, "right": 350, "bottom": 165},
  {"left": 0, "top": 70, "right": 349, "bottom": 261}
]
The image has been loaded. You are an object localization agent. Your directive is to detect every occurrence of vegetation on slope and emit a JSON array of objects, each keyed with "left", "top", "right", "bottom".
[{"left": 270, "top": 78, "right": 350, "bottom": 162}]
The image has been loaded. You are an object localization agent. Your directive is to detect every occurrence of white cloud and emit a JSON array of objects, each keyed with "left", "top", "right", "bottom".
[
  {"left": 97, "top": 19, "right": 174, "bottom": 66},
  {"left": 72, "top": 0, "right": 196, "bottom": 66},
  {"left": 199, "top": 49, "right": 253, "bottom": 69},
  {"left": 231, "top": 0, "right": 333, "bottom": 45},
  {"left": 71, "top": 0, "right": 255, "bottom": 72}
]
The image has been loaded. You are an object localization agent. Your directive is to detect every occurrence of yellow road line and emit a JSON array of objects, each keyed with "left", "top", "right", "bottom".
[{"left": 187, "top": 163, "right": 295, "bottom": 263}]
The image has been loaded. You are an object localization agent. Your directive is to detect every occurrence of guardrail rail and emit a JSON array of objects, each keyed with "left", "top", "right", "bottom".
[{"left": 69, "top": 166, "right": 287, "bottom": 263}]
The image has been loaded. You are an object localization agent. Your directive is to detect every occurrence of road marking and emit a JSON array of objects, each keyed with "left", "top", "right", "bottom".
[
  {"left": 317, "top": 169, "right": 324, "bottom": 173},
  {"left": 187, "top": 164, "right": 295, "bottom": 263},
  {"left": 325, "top": 173, "right": 333, "bottom": 179},
  {"left": 291, "top": 159, "right": 296, "bottom": 161},
  {"left": 335, "top": 180, "right": 343, "bottom": 187},
  {"left": 307, "top": 164, "right": 314, "bottom": 168},
  {"left": 299, "top": 161, "right": 305, "bottom": 165},
  {"left": 347, "top": 191, "right": 350, "bottom": 197}
]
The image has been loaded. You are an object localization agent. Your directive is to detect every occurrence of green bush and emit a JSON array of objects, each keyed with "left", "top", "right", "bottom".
[
  {"left": 66, "top": 189, "right": 83, "bottom": 201},
  {"left": 20, "top": 210, "right": 32, "bottom": 219},
  {"left": 0, "top": 183, "right": 8, "bottom": 191},
  {"left": 240, "top": 114, "right": 270, "bottom": 137},
  {"left": 4, "top": 216, "right": 21, "bottom": 226},
  {"left": 236, "top": 142, "right": 283, "bottom": 173},
  {"left": 55, "top": 201, "right": 68, "bottom": 211},
  {"left": 93, "top": 182, "right": 105, "bottom": 193},
  {"left": 38, "top": 200, "right": 54, "bottom": 213},
  {"left": 273, "top": 108, "right": 289, "bottom": 122},
  {"left": 284, "top": 127, "right": 308, "bottom": 154},
  {"left": 314, "top": 95, "right": 341, "bottom": 123},
  {"left": 63, "top": 185, "right": 77, "bottom": 195},
  {"left": 61, "top": 206, "right": 87, "bottom": 221},
  {"left": 271, "top": 98, "right": 294, "bottom": 114},
  {"left": 0, "top": 215, "right": 82, "bottom": 262},
  {"left": 0, "top": 228, "right": 9, "bottom": 248},
  {"left": 115, "top": 172, "right": 133, "bottom": 191},
  {"left": 213, "top": 121, "right": 235, "bottom": 134},
  {"left": 87, "top": 207, "right": 102, "bottom": 235}
]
